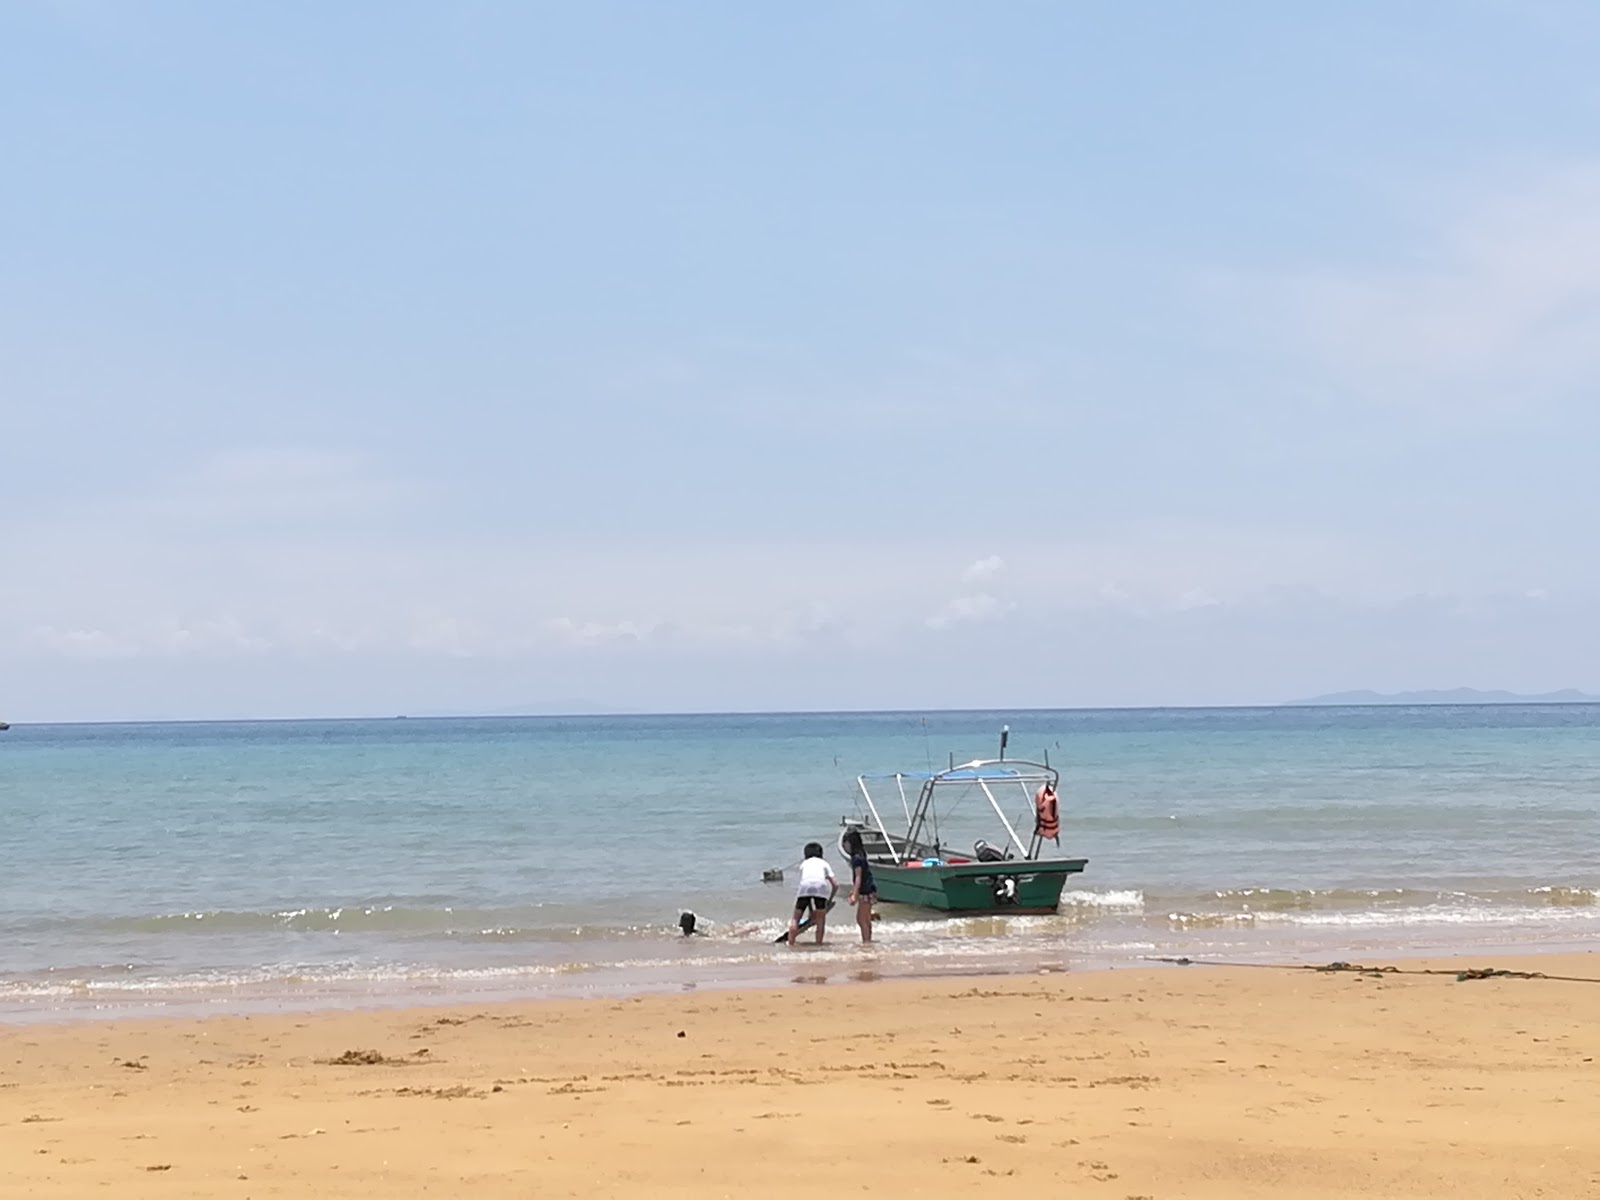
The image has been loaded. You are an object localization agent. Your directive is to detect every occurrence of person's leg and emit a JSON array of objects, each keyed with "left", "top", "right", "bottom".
[
  {"left": 856, "top": 894, "right": 873, "bottom": 942},
  {"left": 787, "top": 903, "right": 802, "bottom": 947},
  {"left": 812, "top": 906, "right": 827, "bottom": 944}
]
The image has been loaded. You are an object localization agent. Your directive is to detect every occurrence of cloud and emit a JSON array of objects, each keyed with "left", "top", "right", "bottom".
[
  {"left": 22, "top": 626, "right": 138, "bottom": 661},
  {"left": 926, "top": 592, "right": 1014, "bottom": 630},
  {"left": 20, "top": 618, "right": 269, "bottom": 660},
  {"left": 11, "top": 586, "right": 1596, "bottom": 722},
  {"left": 961, "top": 555, "right": 1006, "bottom": 583},
  {"left": 3, "top": 437, "right": 1590, "bottom": 708},
  {"left": 0, "top": 517, "right": 1430, "bottom": 666},
  {"left": 542, "top": 606, "right": 857, "bottom": 654},
  {"left": 153, "top": 618, "right": 272, "bottom": 656},
  {"left": 405, "top": 614, "right": 498, "bottom": 657},
  {"left": 929, "top": 556, "right": 1018, "bottom": 630},
  {"left": 546, "top": 616, "right": 657, "bottom": 646}
]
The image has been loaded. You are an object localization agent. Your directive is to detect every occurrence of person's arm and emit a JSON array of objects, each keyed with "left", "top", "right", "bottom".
[
  {"left": 849, "top": 863, "right": 862, "bottom": 903},
  {"left": 829, "top": 863, "right": 839, "bottom": 901}
]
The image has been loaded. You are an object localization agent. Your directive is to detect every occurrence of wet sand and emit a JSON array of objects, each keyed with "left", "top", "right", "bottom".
[{"left": 4, "top": 952, "right": 1599, "bottom": 1198}]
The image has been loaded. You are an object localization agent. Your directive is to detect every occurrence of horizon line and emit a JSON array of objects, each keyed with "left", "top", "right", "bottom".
[{"left": 8, "top": 697, "right": 1600, "bottom": 728}]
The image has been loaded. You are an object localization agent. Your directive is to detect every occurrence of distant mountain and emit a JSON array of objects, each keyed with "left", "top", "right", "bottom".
[{"left": 1293, "top": 688, "right": 1600, "bottom": 706}]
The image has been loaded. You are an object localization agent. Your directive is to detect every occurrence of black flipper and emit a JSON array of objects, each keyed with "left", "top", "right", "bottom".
[{"left": 774, "top": 899, "right": 837, "bottom": 943}]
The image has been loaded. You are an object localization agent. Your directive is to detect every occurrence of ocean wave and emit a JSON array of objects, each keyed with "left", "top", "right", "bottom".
[
  {"left": 24, "top": 904, "right": 671, "bottom": 941},
  {"left": 1166, "top": 904, "right": 1600, "bottom": 930},
  {"left": 1203, "top": 887, "right": 1440, "bottom": 911},
  {"left": 1148, "top": 883, "right": 1600, "bottom": 914},
  {"left": 1059, "top": 888, "right": 1146, "bottom": 911},
  {"left": 1527, "top": 886, "right": 1597, "bottom": 906}
]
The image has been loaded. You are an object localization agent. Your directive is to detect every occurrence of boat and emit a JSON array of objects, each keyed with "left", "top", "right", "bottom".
[{"left": 838, "top": 731, "right": 1087, "bottom": 914}]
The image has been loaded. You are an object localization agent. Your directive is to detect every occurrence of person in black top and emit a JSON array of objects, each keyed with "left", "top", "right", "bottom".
[{"left": 841, "top": 828, "right": 878, "bottom": 944}]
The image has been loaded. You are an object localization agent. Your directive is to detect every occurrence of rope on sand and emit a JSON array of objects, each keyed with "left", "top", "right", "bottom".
[{"left": 1140, "top": 956, "right": 1600, "bottom": 984}]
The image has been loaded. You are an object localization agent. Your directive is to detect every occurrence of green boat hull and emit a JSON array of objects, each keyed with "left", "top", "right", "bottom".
[{"left": 869, "top": 858, "right": 1088, "bottom": 914}]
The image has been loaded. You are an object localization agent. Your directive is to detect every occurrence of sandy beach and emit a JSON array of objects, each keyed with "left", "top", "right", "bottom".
[{"left": 4, "top": 953, "right": 1598, "bottom": 1198}]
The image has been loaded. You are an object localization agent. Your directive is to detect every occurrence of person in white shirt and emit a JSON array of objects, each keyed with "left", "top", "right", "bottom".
[{"left": 786, "top": 841, "right": 838, "bottom": 947}]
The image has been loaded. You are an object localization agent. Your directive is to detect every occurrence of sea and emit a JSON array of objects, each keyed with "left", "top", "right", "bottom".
[{"left": 1, "top": 706, "right": 1596, "bottom": 1022}]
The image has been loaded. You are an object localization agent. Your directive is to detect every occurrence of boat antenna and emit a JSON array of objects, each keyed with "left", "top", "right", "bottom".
[{"left": 999, "top": 725, "right": 1009, "bottom": 760}]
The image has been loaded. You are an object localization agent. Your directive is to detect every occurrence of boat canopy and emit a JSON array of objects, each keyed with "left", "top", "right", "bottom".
[
  {"left": 849, "top": 757, "right": 1061, "bottom": 863},
  {"left": 857, "top": 759, "right": 1057, "bottom": 785}
]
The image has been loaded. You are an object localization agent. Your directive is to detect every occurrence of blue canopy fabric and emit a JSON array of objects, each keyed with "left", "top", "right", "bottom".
[{"left": 858, "top": 763, "right": 1049, "bottom": 783}]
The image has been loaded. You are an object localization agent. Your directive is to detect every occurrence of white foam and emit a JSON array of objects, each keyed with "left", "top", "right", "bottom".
[
  {"left": 1168, "top": 905, "right": 1600, "bottom": 930},
  {"left": 1059, "top": 889, "right": 1145, "bottom": 911}
]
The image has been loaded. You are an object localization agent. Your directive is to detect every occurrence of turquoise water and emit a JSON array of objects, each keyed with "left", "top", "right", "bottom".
[{"left": 1, "top": 706, "right": 1597, "bottom": 1020}]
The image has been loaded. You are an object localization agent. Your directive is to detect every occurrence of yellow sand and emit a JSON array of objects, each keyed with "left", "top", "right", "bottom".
[{"left": 4, "top": 953, "right": 1599, "bottom": 1197}]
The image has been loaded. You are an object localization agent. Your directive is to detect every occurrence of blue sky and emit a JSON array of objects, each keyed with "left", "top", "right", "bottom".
[{"left": 4, "top": 2, "right": 1599, "bottom": 720}]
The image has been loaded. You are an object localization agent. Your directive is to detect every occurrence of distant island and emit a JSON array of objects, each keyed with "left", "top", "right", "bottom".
[{"left": 1293, "top": 688, "right": 1600, "bottom": 706}]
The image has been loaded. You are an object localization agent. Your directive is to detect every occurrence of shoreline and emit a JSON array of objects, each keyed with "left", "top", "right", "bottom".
[
  {"left": 6, "top": 938, "right": 1598, "bottom": 1028},
  {"left": 4, "top": 949, "right": 1598, "bottom": 1197}
]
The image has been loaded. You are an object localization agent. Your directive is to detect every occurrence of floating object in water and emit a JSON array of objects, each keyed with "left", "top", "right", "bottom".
[
  {"left": 761, "top": 867, "right": 784, "bottom": 883},
  {"left": 679, "top": 911, "right": 699, "bottom": 936}
]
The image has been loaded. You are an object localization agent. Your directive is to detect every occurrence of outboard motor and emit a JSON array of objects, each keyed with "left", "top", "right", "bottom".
[
  {"left": 992, "top": 877, "right": 1019, "bottom": 905},
  {"left": 974, "top": 839, "right": 1007, "bottom": 863}
]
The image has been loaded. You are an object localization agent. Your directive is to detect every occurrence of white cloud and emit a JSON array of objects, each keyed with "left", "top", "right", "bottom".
[
  {"left": 0, "top": 517, "right": 1442, "bottom": 666},
  {"left": 961, "top": 555, "right": 1006, "bottom": 583},
  {"left": 22, "top": 626, "right": 138, "bottom": 661},
  {"left": 6, "top": 586, "right": 1599, "bottom": 720},
  {"left": 405, "top": 615, "right": 497, "bottom": 658},
  {"left": 3, "top": 435, "right": 1593, "bottom": 717},
  {"left": 153, "top": 618, "right": 271, "bottom": 656},
  {"left": 926, "top": 592, "right": 1014, "bottom": 630},
  {"left": 547, "top": 616, "right": 657, "bottom": 645},
  {"left": 1172, "top": 589, "right": 1222, "bottom": 613},
  {"left": 20, "top": 619, "right": 272, "bottom": 660}
]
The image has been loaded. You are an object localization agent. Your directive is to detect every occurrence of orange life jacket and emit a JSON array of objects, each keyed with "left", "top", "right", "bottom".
[{"left": 1034, "top": 784, "right": 1060, "bottom": 839}]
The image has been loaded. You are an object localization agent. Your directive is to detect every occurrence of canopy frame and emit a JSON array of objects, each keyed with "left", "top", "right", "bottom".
[{"left": 855, "top": 757, "right": 1060, "bottom": 864}]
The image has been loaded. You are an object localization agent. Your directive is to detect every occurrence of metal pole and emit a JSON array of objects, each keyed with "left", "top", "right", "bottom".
[
  {"left": 977, "top": 779, "right": 1027, "bottom": 858},
  {"left": 906, "top": 778, "right": 934, "bottom": 854},
  {"left": 1030, "top": 754, "right": 1047, "bottom": 857},
  {"left": 857, "top": 777, "right": 902, "bottom": 861}
]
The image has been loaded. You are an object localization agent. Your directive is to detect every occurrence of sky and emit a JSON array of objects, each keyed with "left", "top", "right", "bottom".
[{"left": 4, "top": 1, "right": 1600, "bottom": 721}]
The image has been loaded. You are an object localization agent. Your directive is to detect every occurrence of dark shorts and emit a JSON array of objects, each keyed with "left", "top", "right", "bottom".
[{"left": 794, "top": 894, "right": 828, "bottom": 915}]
